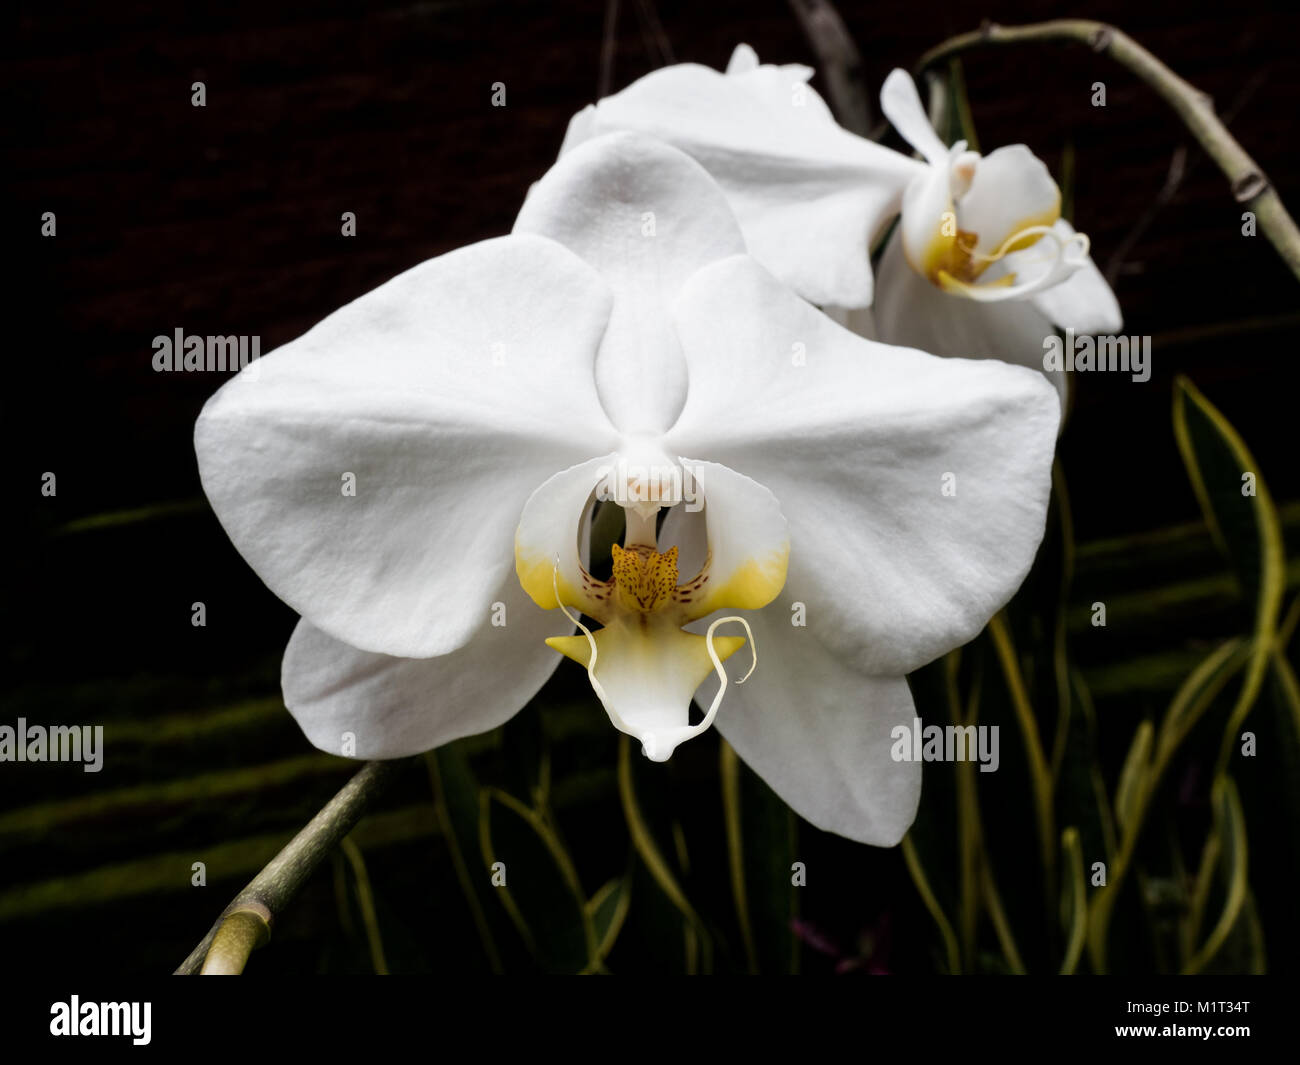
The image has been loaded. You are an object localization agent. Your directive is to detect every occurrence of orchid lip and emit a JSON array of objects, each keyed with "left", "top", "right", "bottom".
[
  {"left": 514, "top": 452, "right": 788, "bottom": 763},
  {"left": 936, "top": 224, "right": 1092, "bottom": 302},
  {"left": 551, "top": 558, "right": 756, "bottom": 761}
]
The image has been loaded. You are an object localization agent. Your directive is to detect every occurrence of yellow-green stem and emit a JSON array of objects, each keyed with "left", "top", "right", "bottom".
[{"left": 177, "top": 760, "right": 404, "bottom": 975}]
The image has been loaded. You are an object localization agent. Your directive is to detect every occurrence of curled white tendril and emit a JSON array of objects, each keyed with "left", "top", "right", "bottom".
[
  {"left": 947, "top": 224, "right": 1091, "bottom": 303},
  {"left": 551, "top": 558, "right": 757, "bottom": 761},
  {"left": 552, "top": 557, "right": 634, "bottom": 735}
]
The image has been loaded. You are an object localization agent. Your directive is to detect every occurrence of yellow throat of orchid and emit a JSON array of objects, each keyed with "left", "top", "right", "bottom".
[
  {"left": 907, "top": 149, "right": 1089, "bottom": 303},
  {"left": 514, "top": 462, "right": 788, "bottom": 762},
  {"left": 919, "top": 205, "right": 1064, "bottom": 297}
]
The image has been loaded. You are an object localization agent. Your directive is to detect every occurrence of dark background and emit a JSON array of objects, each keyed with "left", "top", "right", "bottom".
[{"left": 4, "top": 0, "right": 1298, "bottom": 974}]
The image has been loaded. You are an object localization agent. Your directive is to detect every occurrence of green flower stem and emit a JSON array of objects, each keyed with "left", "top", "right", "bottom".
[
  {"left": 944, "top": 652, "right": 980, "bottom": 968},
  {"left": 900, "top": 835, "right": 961, "bottom": 974},
  {"left": 424, "top": 752, "right": 504, "bottom": 973},
  {"left": 175, "top": 759, "right": 406, "bottom": 975},
  {"left": 980, "top": 862, "right": 1026, "bottom": 974},
  {"left": 616, "top": 735, "right": 713, "bottom": 974},
  {"left": 719, "top": 740, "right": 759, "bottom": 973},
  {"left": 339, "top": 837, "right": 390, "bottom": 975},
  {"left": 1058, "top": 829, "right": 1087, "bottom": 975},
  {"left": 987, "top": 613, "right": 1057, "bottom": 913},
  {"left": 916, "top": 19, "right": 1300, "bottom": 284}
]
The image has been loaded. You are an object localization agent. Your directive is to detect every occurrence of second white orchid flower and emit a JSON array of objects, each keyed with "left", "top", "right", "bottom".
[
  {"left": 563, "top": 47, "right": 1122, "bottom": 401},
  {"left": 195, "top": 132, "right": 1060, "bottom": 846},
  {"left": 872, "top": 69, "right": 1122, "bottom": 402},
  {"left": 559, "top": 43, "right": 920, "bottom": 309}
]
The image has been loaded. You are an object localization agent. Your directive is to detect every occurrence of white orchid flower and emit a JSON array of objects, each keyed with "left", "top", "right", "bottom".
[
  {"left": 194, "top": 131, "right": 1060, "bottom": 846},
  {"left": 559, "top": 43, "right": 920, "bottom": 309},
  {"left": 871, "top": 69, "right": 1122, "bottom": 401}
]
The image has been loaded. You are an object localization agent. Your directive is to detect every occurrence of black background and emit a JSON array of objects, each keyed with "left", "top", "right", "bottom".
[{"left": 4, "top": 0, "right": 1299, "bottom": 976}]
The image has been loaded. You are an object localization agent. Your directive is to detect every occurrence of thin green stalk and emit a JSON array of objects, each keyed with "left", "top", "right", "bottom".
[
  {"left": 1058, "top": 829, "right": 1087, "bottom": 974},
  {"left": 1049, "top": 461, "right": 1077, "bottom": 782},
  {"left": 980, "top": 863, "right": 1026, "bottom": 974},
  {"left": 944, "top": 651, "right": 979, "bottom": 968},
  {"left": 719, "top": 740, "right": 759, "bottom": 973},
  {"left": 1183, "top": 778, "right": 1249, "bottom": 974},
  {"left": 339, "top": 837, "right": 389, "bottom": 975},
  {"left": 901, "top": 835, "right": 961, "bottom": 974},
  {"left": 424, "top": 753, "right": 503, "bottom": 973},
  {"left": 176, "top": 760, "right": 405, "bottom": 975},
  {"left": 616, "top": 735, "right": 712, "bottom": 973},
  {"left": 988, "top": 613, "right": 1056, "bottom": 905}
]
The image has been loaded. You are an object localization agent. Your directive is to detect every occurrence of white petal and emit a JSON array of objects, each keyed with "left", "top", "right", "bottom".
[
  {"left": 676, "top": 458, "right": 789, "bottom": 620},
  {"left": 549, "top": 616, "right": 746, "bottom": 762},
  {"left": 698, "top": 590, "right": 921, "bottom": 846},
  {"left": 873, "top": 232, "right": 1068, "bottom": 405},
  {"left": 880, "top": 68, "right": 948, "bottom": 167},
  {"left": 515, "top": 455, "right": 619, "bottom": 617},
  {"left": 558, "top": 103, "right": 598, "bottom": 156},
  {"left": 898, "top": 149, "right": 960, "bottom": 280},
  {"left": 515, "top": 132, "right": 746, "bottom": 436},
  {"left": 958, "top": 145, "right": 1060, "bottom": 261},
  {"left": 1025, "top": 220, "right": 1123, "bottom": 335},
  {"left": 282, "top": 572, "right": 568, "bottom": 758},
  {"left": 562, "top": 65, "right": 923, "bottom": 309},
  {"left": 728, "top": 60, "right": 823, "bottom": 120},
  {"left": 195, "top": 233, "right": 619, "bottom": 659},
  {"left": 725, "top": 43, "right": 760, "bottom": 75},
  {"left": 666, "top": 254, "right": 1060, "bottom": 676}
]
